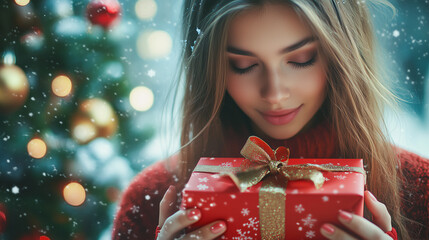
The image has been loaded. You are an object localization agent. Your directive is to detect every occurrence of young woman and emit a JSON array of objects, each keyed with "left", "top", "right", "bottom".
[{"left": 112, "top": 0, "right": 429, "bottom": 239}]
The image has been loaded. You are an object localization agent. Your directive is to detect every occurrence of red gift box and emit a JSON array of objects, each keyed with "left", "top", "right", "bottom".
[{"left": 181, "top": 137, "right": 365, "bottom": 240}]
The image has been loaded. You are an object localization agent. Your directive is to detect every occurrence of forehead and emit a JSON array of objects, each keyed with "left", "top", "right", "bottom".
[{"left": 227, "top": 3, "right": 313, "bottom": 50}]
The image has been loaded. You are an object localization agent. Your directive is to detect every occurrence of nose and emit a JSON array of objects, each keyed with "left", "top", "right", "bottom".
[{"left": 261, "top": 68, "right": 290, "bottom": 104}]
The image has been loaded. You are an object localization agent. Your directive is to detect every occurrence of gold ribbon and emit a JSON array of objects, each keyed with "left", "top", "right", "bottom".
[{"left": 193, "top": 136, "right": 366, "bottom": 239}]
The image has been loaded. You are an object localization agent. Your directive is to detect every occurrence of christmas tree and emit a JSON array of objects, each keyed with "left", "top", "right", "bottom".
[{"left": 0, "top": 0, "right": 181, "bottom": 239}]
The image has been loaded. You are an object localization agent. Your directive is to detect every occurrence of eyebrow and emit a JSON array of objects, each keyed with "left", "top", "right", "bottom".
[{"left": 227, "top": 36, "right": 316, "bottom": 56}]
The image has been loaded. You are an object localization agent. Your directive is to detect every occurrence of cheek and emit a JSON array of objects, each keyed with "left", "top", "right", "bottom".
[
  {"left": 226, "top": 76, "right": 256, "bottom": 105},
  {"left": 294, "top": 68, "right": 327, "bottom": 102}
]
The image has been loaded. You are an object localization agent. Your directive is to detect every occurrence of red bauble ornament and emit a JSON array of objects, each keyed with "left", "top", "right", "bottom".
[
  {"left": 86, "top": 0, "right": 121, "bottom": 29},
  {"left": 0, "top": 211, "right": 6, "bottom": 233}
]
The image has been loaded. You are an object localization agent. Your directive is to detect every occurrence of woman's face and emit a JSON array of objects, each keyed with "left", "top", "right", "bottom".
[{"left": 226, "top": 3, "right": 327, "bottom": 139}]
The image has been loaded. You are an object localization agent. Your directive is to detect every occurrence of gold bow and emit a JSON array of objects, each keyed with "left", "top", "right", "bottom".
[{"left": 223, "top": 136, "right": 365, "bottom": 192}]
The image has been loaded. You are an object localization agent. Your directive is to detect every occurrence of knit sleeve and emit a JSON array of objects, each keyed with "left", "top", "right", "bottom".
[
  {"left": 397, "top": 147, "right": 429, "bottom": 239},
  {"left": 111, "top": 160, "right": 175, "bottom": 240}
]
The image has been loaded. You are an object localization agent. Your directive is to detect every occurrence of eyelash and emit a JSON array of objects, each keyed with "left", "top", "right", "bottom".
[{"left": 230, "top": 54, "right": 317, "bottom": 75}]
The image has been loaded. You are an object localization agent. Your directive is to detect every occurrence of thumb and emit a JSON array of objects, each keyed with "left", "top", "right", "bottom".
[
  {"left": 159, "top": 185, "right": 177, "bottom": 227},
  {"left": 364, "top": 190, "right": 392, "bottom": 232}
]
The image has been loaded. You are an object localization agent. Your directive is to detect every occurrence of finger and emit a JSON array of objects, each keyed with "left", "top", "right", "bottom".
[
  {"left": 159, "top": 185, "right": 177, "bottom": 227},
  {"left": 336, "top": 210, "right": 391, "bottom": 240},
  {"left": 364, "top": 190, "right": 392, "bottom": 232},
  {"left": 182, "top": 220, "right": 227, "bottom": 240},
  {"left": 320, "top": 223, "right": 357, "bottom": 240},
  {"left": 157, "top": 208, "right": 201, "bottom": 240}
]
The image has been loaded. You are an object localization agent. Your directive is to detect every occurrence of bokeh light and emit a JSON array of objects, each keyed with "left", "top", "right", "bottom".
[
  {"left": 27, "top": 138, "right": 47, "bottom": 159},
  {"left": 86, "top": 99, "right": 115, "bottom": 126},
  {"left": 15, "top": 0, "right": 30, "bottom": 6},
  {"left": 71, "top": 98, "right": 118, "bottom": 144},
  {"left": 63, "top": 182, "right": 86, "bottom": 206},
  {"left": 40, "top": 236, "right": 51, "bottom": 240},
  {"left": 137, "top": 30, "right": 172, "bottom": 59},
  {"left": 51, "top": 75, "right": 72, "bottom": 97},
  {"left": 135, "top": 0, "right": 157, "bottom": 20},
  {"left": 129, "top": 86, "right": 154, "bottom": 111},
  {"left": 72, "top": 120, "right": 97, "bottom": 144}
]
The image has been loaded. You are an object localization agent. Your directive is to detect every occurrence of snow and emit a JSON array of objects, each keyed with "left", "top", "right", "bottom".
[{"left": 11, "top": 186, "right": 20, "bottom": 194}]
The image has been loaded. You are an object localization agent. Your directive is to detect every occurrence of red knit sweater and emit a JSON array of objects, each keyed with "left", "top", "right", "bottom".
[{"left": 112, "top": 121, "right": 429, "bottom": 239}]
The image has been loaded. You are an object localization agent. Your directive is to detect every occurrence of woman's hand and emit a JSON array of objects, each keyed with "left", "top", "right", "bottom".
[
  {"left": 320, "top": 190, "right": 393, "bottom": 240},
  {"left": 157, "top": 185, "right": 227, "bottom": 240}
]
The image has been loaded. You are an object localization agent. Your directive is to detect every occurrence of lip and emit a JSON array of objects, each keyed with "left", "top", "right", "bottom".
[{"left": 261, "top": 105, "right": 302, "bottom": 125}]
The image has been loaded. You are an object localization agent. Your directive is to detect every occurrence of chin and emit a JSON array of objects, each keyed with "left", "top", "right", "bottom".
[{"left": 260, "top": 126, "right": 302, "bottom": 140}]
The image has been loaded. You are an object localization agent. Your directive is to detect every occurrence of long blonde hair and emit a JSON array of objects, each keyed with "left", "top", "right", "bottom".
[{"left": 174, "top": 0, "right": 410, "bottom": 238}]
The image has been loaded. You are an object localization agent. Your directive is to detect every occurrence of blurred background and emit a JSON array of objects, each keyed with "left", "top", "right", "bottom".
[{"left": 0, "top": 0, "right": 427, "bottom": 239}]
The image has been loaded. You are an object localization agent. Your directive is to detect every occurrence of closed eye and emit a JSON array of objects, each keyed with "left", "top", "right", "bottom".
[
  {"left": 230, "top": 63, "right": 258, "bottom": 75},
  {"left": 289, "top": 53, "right": 317, "bottom": 69}
]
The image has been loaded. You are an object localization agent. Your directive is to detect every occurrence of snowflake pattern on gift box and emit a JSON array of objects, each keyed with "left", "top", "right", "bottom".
[
  {"left": 243, "top": 217, "right": 259, "bottom": 231},
  {"left": 241, "top": 208, "right": 250, "bottom": 216},
  {"left": 196, "top": 184, "right": 208, "bottom": 190},
  {"left": 221, "top": 162, "right": 233, "bottom": 167},
  {"left": 232, "top": 229, "right": 253, "bottom": 240},
  {"left": 295, "top": 204, "right": 305, "bottom": 214},
  {"left": 334, "top": 175, "right": 346, "bottom": 180},
  {"left": 305, "top": 230, "right": 316, "bottom": 238},
  {"left": 198, "top": 177, "right": 208, "bottom": 182},
  {"left": 301, "top": 214, "right": 317, "bottom": 228}
]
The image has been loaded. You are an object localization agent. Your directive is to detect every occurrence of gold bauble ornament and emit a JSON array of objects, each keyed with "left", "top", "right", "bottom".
[
  {"left": 71, "top": 98, "right": 118, "bottom": 144},
  {"left": 0, "top": 64, "right": 29, "bottom": 113}
]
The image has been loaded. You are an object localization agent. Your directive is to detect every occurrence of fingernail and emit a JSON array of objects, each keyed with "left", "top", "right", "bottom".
[
  {"left": 321, "top": 224, "right": 335, "bottom": 235},
  {"left": 210, "top": 221, "right": 226, "bottom": 234},
  {"left": 367, "top": 191, "right": 377, "bottom": 201},
  {"left": 338, "top": 210, "right": 353, "bottom": 222},
  {"left": 168, "top": 185, "right": 175, "bottom": 192},
  {"left": 187, "top": 208, "right": 201, "bottom": 220}
]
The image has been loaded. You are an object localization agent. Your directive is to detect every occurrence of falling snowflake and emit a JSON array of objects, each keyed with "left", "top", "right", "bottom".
[
  {"left": 295, "top": 204, "right": 305, "bottom": 214},
  {"left": 147, "top": 69, "right": 156, "bottom": 77},
  {"left": 322, "top": 196, "right": 329, "bottom": 202},
  {"left": 11, "top": 186, "right": 19, "bottom": 194},
  {"left": 301, "top": 214, "right": 317, "bottom": 228},
  {"left": 232, "top": 229, "right": 253, "bottom": 240},
  {"left": 243, "top": 217, "right": 259, "bottom": 230},
  {"left": 196, "top": 184, "right": 208, "bottom": 191},
  {"left": 221, "top": 162, "right": 233, "bottom": 167},
  {"left": 334, "top": 175, "right": 346, "bottom": 180},
  {"left": 305, "top": 230, "right": 316, "bottom": 238},
  {"left": 130, "top": 205, "right": 140, "bottom": 214},
  {"left": 392, "top": 30, "right": 400, "bottom": 37}
]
